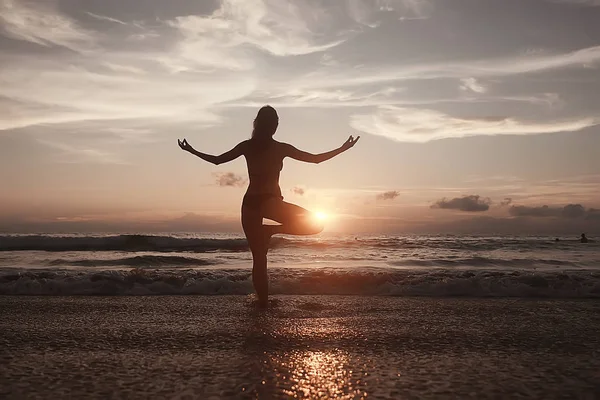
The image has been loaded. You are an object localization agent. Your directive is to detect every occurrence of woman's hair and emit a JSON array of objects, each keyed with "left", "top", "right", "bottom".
[{"left": 251, "top": 105, "right": 279, "bottom": 140}]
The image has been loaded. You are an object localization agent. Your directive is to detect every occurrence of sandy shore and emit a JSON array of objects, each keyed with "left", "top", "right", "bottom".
[{"left": 1, "top": 296, "right": 599, "bottom": 399}]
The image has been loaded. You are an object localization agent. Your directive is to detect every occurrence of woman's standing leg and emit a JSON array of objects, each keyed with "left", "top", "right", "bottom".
[{"left": 242, "top": 206, "right": 269, "bottom": 307}]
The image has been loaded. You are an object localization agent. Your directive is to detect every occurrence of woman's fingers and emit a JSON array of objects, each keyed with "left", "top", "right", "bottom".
[{"left": 343, "top": 135, "right": 360, "bottom": 148}]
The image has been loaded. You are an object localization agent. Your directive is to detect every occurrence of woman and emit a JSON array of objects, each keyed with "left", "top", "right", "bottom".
[{"left": 178, "top": 105, "right": 359, "bottom": 307}]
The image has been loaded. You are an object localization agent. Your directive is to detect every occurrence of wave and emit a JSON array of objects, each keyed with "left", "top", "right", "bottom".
[
  {"left": 1, "top": 234, "right": 593, "bottom": 253},
  {"left": 0, "top": 235, "right": 249, "bottom": 252},
  {"left": 47, "top": 255, "right": 215, "bottom": 268},
  {"left": 1, "top": 268, "right": 599, "bottom": 298},
  {"left": 388, "top": 257, "right": 580, "bottom": 268}
]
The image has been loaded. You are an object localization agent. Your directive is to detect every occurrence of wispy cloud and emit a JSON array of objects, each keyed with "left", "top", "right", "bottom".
[
  {"left": 460, "top": 77, "right": 487, "bottom": 94},
  {"left": 165, "top": 0, "right": 347, "bottom": 71},
  {"left": 36, "top": 139, "right": 125, "bottom": 164},
  {"left": 290, "top": 45, "right": 600, "bottom": 91},
  {"left": 350, "top": 106, "right": 597, "bottom": 142},
  {"left": 0, "top": 0, "right": 94, "bottom": 51},
  {"left": 0, "top": 57, "right": 253, "bottom": 131},
  {"left": 102, "top": 62, "right": 146, "bottom": 75},
  {"left": 346, "top": 0, "right": 433, "bottom": 27},
  {"left": 85, "top": 12, "right": 127, "bottom": 26}
]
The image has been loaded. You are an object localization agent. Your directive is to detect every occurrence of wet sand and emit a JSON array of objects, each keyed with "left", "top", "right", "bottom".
[{"left": 1, "top": 296, "right": 599, "bottom": 399}]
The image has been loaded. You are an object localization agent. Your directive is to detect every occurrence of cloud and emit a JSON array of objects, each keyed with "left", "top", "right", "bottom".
[
  {"left": 213, "top": 172, "right": 247, "bottom": 187},
  {"left": 291, "top": 45, "right": 600, "bottom": 91},
  {"left": 35, "top": 139, "right": 125, "bottom": 165},
  {"left": 232, "top": 87, "right": 561, "bottom": 110},
  {"left": 291, "top": 186, "right": 306, "bottom": 196},
  {"left": 0, "top": 56, "right": 253, "bottom": 131},
  {"left": 460, "top": 78, "right": 487, "bottom": 94},
  {"left": 0, "top": 0, "right": 94, "bottom": 51},
  {"left": 508, "top": 203, "right": 599, "bottom": 219},
  {"left": 166, "top": 0, "right": 347, "bottom": 71},
  {"left": 346, "top": 0, "right": 433, "bottom": 27},
  {"left": 239, "top": 86, "right": 403, "bottom": 108},
  {"left": 562, "top": 203, "right": 587, "bottom": 218},
  {"left": 376, "top": 190, "right": 400, "bottom": 200},
  {"left": 432, "top": 195, "right": 491, "bottom": 212},
  {"left": 84, "top": 12, "right": 127, "bottom": 26},
  {"left": 587, "top": 208, "right": 600, "bottom": 220},
  {"left": 350, "top": 106, "right": 597, "bottom": 142},
  {"left": 102, "top": 62, "right": 146, "bottom": 75},
  {"left": 509, "top": 205, "right": 563, "bottom": 218}
]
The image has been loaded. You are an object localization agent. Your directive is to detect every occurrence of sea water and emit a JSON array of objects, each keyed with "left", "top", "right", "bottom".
[{"left": 1, "top": 233, "right": 599, "bottom": 297}]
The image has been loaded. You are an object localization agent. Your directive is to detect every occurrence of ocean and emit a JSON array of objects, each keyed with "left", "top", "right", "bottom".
[
  {"left": 3, "top": 233, "right": 600, "bottom": 398},
  {"left": 1, "top": 233, "right": 598, "bottom": 297}
]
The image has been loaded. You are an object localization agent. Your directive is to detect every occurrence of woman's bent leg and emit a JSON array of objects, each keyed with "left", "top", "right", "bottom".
[
  {"left": 242, "top": 207, "right": 269, "bottom": 307},
  {"left": 263, "top": 199, "right": 324, "bottom": 236}
]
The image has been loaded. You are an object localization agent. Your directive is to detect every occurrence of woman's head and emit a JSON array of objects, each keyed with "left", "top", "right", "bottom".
[{"left": 252, "top": 105, "right": 278, "bottom": 140}]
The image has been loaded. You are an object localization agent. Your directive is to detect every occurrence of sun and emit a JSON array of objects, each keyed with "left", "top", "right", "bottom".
[{"left": 314, "top": 211, "right": 328, "bottom": 221}]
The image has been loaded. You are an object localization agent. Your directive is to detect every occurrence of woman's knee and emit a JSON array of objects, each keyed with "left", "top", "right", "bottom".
[{"left": 312, "top": 220, "right": 324, "bottom": 234}]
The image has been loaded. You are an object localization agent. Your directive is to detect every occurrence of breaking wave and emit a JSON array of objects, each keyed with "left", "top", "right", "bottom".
[
  {"left": 1, "top": 268, "right": 599, "bottom": 298},
  {"left": 1, "top": 234, "right": 593, "bottom": 253},
  {"left": 0, "top": 235, "right": 249, "bottom": 252},
  {"left": 47, "top": 255, "right": 215, "bottom": 268}
]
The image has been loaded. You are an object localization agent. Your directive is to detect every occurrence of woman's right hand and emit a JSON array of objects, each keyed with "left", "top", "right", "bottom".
[
  {"left": 340, "top": 135, "right": 360, "bottom": 151},
  {"left": 178, "top": 138, "right": 194, "bottom": 152}
]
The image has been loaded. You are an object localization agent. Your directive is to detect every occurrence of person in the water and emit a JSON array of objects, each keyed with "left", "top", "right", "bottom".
[
  {"left": 581, "top": 233, "right": 588, "bottom": 243},
  {"left": 178, "top": 105, "right": 360, "bottom": 307}
]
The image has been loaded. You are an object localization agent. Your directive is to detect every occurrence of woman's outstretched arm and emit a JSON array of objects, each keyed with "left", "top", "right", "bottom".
[
  {"left": 284, "top": 135, "right": 360, "bottom": 164},
  {"left": 178, "top": 138, "right": 247, "bottom": 165}
]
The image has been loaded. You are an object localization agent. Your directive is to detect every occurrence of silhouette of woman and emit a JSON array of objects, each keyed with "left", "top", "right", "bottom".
[{"left": 178, "top": 105, "right": 359, "bottom": 307}]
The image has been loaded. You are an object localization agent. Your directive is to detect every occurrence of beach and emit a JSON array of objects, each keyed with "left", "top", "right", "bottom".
[{"left": 2, "top": 295, "right": 599, "bottom": 399}]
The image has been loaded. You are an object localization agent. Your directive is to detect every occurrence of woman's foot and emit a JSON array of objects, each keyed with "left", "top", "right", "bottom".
[{"left": 258, "top": 297, "right": 269, "bottom": 309}]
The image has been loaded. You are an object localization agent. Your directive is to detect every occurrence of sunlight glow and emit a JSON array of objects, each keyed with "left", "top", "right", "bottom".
[{"left": 314, "top": 211, "right": 328, "bottom": 221}]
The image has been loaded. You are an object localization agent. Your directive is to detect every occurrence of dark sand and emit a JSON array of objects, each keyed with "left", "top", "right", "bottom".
[{"left": 1, "top": 296, "right": 599, "bottom": 399}]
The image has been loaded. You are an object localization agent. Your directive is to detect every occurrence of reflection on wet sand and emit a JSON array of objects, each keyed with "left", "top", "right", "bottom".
[
  {"left": 242, "top": 304, "right": 371, "bottom": 398},
  {"left": 273, "top": 350, "right": 366, "bottom": 399}
]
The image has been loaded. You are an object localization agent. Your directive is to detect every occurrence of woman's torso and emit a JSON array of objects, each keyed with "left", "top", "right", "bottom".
[{"left": 243, "top": 139, "right": 284, "bottom": 197}]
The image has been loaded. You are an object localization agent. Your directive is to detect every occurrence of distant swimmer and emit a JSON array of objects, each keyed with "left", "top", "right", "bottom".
[
  {"left": 580, "top": 233, "right": 588, "bottom": 243},
  {"left": 555, "top": 238, "right": 560, "bottom": 242}
]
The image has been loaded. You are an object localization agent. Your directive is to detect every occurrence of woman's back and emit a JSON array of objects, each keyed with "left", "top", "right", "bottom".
[{"left": 244, "top": 139, "right": 285, "bottom": 196}]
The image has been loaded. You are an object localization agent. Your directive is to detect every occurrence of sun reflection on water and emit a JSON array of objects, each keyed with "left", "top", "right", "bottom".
[{"left": 270, "top": 349, "right": 368, "bottom": 399}]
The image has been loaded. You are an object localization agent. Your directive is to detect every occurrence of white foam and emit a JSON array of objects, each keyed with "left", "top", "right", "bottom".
[{"left": 1, "top": 268, "right": 599, "bottom": 298}]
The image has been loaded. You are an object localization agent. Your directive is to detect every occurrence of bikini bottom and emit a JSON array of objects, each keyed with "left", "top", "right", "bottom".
[{"left": 242, "top": 193, "right": 283, "bottom": 212}]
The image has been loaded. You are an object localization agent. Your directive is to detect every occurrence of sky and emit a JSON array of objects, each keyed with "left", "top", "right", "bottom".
[{"left": 1, "top": 0, "right": 599, "bottom": 235}]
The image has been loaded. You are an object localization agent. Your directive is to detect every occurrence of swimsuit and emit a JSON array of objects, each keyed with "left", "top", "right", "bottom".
[{"left": 242, "top": 193, "right": 283, "bottom": 211}]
